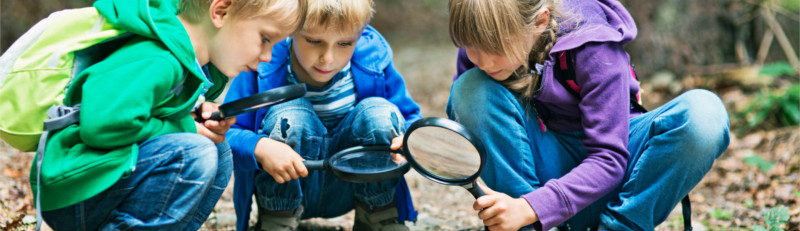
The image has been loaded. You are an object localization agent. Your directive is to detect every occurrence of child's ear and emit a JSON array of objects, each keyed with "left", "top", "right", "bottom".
[
  {"left": 533, "top": 9, "right": 550, "bottom": 31},
  {"left": 209, "top": 0, "right": 233, "bottom": 28}
]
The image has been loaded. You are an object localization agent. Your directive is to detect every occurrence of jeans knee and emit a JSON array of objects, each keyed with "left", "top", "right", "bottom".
[
  {"left": 449, "top": 68, "right": 519, "bottom": 125},
  {"left": 175, "top": 134, "right": 219, "bottom": 183},
  {"left": 658, "top": 90, "right": 731, "bottom": 167},
  {"left": 262, "top": 98, "right": 325, "bottom": 141},
  {"left": 681, "top": 90, "right": 730, "bottom": 155},
  {"left": 451, "top": 69, "right": 498, "bottom": 111},
  {"left": 350, "top": 97, "right": 404, "bottom": 143}
]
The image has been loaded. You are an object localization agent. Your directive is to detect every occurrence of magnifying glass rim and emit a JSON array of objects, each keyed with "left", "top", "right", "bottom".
[
  {"left": 219, "top": 83, "right": 306, "bottom": 117},
  {"left": 402, "top": 117, "right": 486, "bottom": 186},
  {"left": 327, "top": 145, "right": 411, "bottom": 183}
]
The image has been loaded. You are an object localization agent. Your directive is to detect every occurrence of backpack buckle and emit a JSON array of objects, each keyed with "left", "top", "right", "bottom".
[{"left": 43, "top": 104, "right": 81, "bottom": 131}]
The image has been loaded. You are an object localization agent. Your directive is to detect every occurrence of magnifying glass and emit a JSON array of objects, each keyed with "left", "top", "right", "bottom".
[
  {"left": 196, "top": 83, "right": 307, "bottom": 122},
  {"left": 303, "top": 145, "right": 410, "bottom": 183},
  {"left": 400, "top": 117, "right": 486, "bottom": 198},
  {"left": 301, "top": 117, "right": 486, "bottom": 198}
]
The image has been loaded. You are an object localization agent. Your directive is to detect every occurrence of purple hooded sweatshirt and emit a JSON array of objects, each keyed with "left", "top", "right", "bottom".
[{"left": 454, "top": 0, "right": 640, "bottom": 229}]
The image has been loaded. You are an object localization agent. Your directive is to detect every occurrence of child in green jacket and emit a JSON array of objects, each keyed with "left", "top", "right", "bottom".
[{"left": 29, "top": 0, "right": 305, "bottom": 229}]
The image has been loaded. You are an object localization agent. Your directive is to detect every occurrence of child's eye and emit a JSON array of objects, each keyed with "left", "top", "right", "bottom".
[
  {"left": 338, "top": 42, "right": 353, "bottom": 47},
  {"left": 261, "top": 35, "right": 271, "bottom": 44},
  {"left": 305, "top": 38, "right": 321, "bottom": 44}
]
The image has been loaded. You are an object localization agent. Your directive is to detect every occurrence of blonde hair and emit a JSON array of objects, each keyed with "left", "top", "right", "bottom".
[
  {"left": 179, "top": 0, "right": 307, "bottom": 33},
  {"left": 303, "top": 0, "right": 374, "bottom": 33},
  {"left": 449, "top": 0, "right": 563, "bottom": 100}
]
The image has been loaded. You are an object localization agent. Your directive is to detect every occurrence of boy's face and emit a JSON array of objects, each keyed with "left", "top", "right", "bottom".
[
  {"left": 291, "top": 26, "right": 361, "bottom": 88},
  {"left": 209, "top": 13, "right": 296, "bottom": 77}
]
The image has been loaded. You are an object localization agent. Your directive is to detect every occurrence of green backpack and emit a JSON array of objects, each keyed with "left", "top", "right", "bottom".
[
  {"left": 0, "top": 7, "right": 185, "bottom": 230},
  {"left": 0, "top": 7, "right": 132, "bottom": 152}
]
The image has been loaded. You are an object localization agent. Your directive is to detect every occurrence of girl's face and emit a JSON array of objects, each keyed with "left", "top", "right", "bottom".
[
  {"left": 458, "top": 8, "right": 551, "bottom": 82},
  {"left": 291, "top": 27, "right": 361, "bottom": 88},
  {"left": 464, "top": 47, "right": 525, "bottom": 82},
  {"left": 210, "top": 13, "right": 296, "bottom": 77}
]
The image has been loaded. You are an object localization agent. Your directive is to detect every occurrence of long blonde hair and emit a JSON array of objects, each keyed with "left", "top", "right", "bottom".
[{"left": 449, "top": 0, "right": 563, "bottom": 100}]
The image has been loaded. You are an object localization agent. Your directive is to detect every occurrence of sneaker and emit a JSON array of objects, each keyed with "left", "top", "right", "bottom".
[
  {"left": 353, "top": 200, "right": 409, "bottom": 231},
  {"left": 253, "top": 205, "right": 304, "bottom": 231}
]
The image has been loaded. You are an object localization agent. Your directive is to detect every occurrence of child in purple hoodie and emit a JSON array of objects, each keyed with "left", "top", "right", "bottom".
[{"left": 447, "top": 0, "right": 730, "bottom": 230}]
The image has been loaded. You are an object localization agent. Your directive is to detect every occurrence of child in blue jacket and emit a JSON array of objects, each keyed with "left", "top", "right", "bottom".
[{"left": 224, "top": 0, "right": 421, "bottom": 230}]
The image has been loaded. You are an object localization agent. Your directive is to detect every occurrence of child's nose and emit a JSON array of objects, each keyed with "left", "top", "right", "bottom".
[
  {"left": 319, "top": 48, "right": 334, "bottom": 64},
  {"left": 259, "top": 49, "right": 272, "bottom": 63},
  {"left": 475, "top": 54, "right": 494, "bottom": 69}
]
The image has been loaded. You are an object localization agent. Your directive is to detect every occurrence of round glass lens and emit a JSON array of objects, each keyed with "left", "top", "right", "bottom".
[
  {"left": 329, "top": 150, "right": 404, "bottom": 174},
  {"left": 406, "top": 126, "right": 481, "bottom": 179}
]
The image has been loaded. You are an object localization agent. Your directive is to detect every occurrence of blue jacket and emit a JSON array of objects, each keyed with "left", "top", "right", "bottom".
[{"left": 225, "top": 25, "right": 421, "bottom": 231}]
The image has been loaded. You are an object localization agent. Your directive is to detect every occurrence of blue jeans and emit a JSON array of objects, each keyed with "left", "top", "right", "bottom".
[
  {"left": 42, "top": 133, "right": 233, "bottom": 231},
  {"left": 447, "top": 71, "right": 730, "bottom": 230},
  {"left": 254, "top": 97, "right": 403, "bottom": 218}
]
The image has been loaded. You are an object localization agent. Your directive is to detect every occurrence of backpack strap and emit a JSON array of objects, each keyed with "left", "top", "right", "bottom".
[
  {"left": 554, "top": 51, "right": 581, "bottom": 99},
  {"left": 35, "top": 104, "right": 81, "bottom": 231},
  {"left": 554, "top": 51, "right": 648, "bottom": 112},
  {"left": 682, "top": 195, "right": 693, "bottom": 231}
]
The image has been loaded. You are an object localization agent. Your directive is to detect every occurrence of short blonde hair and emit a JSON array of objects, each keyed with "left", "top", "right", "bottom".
[
  {"left": 180, "top": 0, "right": 307, "bottom": 33},
  {"left": 303, "top": 0, "right": 374, "bottom": 33},
  {"left": 449, "top": 0, "right": 563, "bottom": 100}
]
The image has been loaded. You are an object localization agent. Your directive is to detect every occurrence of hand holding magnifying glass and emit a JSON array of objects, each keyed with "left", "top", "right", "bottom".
[{"left": 195, "top": 83, "right": 307, "bottom": 122}]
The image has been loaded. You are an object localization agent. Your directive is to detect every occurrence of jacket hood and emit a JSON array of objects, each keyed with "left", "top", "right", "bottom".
[
  {"left": 550, "top": 0, "right": 637, "bottom": 54},
  {"left": 94, "top": 0, "right": 204, "bottom": 80},
  {"left": 257, "top": 25, "right": 393, "bottom": 76}
]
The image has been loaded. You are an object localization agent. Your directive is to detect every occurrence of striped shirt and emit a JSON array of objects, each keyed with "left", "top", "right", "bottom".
[{"left": 286, "top": 49, "right": 357, "bottom": 124}]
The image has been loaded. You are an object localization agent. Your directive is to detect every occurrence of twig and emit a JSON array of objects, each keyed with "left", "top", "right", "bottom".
[
  {"left": 736, "top": 37, "right": 751, "bottom": 65},
  {"left": 685, "top": 63, "right": 743, "bottom": 76},
  {"left": 760, "top": 7, "right": 800, "bottom": 73},
  {"left": 756, "top": 29, "right": 774, "bottom": 65},
  {"left": 773, "top": 7, "right": 800, "bottom": 22}
]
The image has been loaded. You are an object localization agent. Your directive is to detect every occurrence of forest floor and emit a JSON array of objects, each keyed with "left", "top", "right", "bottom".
[{"left": 1, "top": 37, "right": 798, "bottom": 231}]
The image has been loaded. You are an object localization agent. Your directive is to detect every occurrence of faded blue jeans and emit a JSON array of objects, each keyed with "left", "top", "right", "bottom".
[
  {"left": 42, "top": 133, "right": 233, "bottom": 231},
  {"left": 447, "top": 71, "right": 730, "bottom": 230},
  {"left": 254, "top": 97, "right": 403, "bottom": 218}
]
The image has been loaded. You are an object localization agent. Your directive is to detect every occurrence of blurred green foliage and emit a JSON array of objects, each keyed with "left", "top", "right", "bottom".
[
  {"left": 751, "top": 206, "right": 790, "bottom": 231},
  {"left": 743, "top": 155, "right": 775, "bottom": 173},
  {"left": 758, "top": 62, "right": 796, "bottom": 77},
  {"left": 779, "top": 0, "right": 800, "bottom": 12},
  {"left": 734, "top": 62, "right": 800, "bottom": 135},
  {"left": 744, "top": 198, "right": 755, "bottom": 208},
  {"left": 710, "top": 208, "right": 734, "bottom": 220}
]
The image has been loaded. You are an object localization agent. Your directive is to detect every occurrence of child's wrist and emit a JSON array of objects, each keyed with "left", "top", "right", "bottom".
[{"left": 518, "top": 197, "right": 539, "bottom": 225}]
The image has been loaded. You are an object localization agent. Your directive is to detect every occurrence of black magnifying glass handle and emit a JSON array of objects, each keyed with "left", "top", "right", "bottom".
[
  {"left": 194, "top": 107, "right": 221, "bottom": 123},
  {"left": 196, "top": 84, "right": 307, "bottom": 123},
  {"left": 194, "top": 105, "right": 225, "bottom": 123},
  {"left": 207, "top": 111, "right": 223, "bottom": 121},
  {"left": 304, "top": 160, "right": 325, "bottom": 171},
  {"left": 462, "top": 181, "right": 485, "bottom": 199}
]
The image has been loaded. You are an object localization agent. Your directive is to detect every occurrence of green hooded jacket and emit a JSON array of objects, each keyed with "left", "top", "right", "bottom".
[{"left": 30, "top": 0, "right": 228, "bottom": 211}]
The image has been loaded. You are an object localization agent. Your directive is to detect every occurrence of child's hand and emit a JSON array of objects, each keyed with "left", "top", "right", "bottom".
[
  {"left": 474, "top": 182, "right": 539, "bottom": 231},
  {"left": 192, "top": 102, "right": 236, "bottom": 143},
  {"left": 254, "top": 138, "right": 308, "bottom": 183},
  {"left": 389, "top": 136, "right": 407, "bottom": 164}
]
